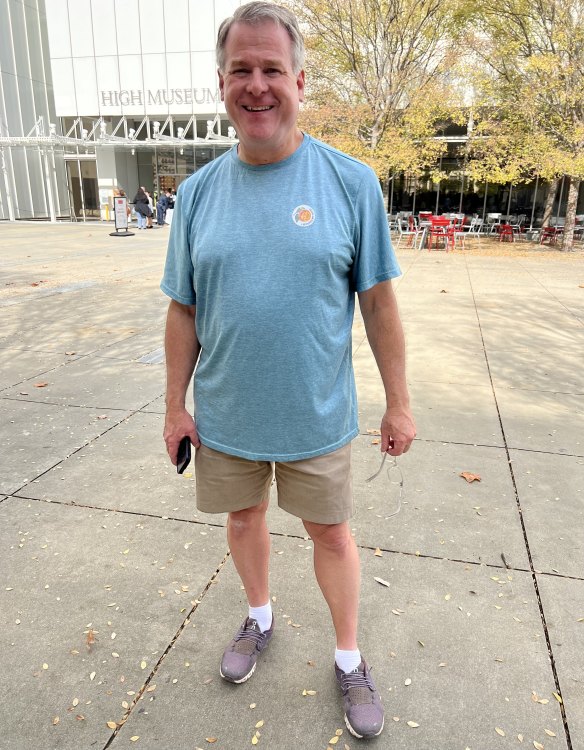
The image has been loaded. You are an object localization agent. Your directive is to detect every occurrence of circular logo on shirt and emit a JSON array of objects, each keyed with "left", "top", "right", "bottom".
[{"left": 292, "top": 205, "right": 315, "bottom": 227}]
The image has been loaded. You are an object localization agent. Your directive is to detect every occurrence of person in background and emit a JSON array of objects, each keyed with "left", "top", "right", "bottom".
[
  {"left": 161, "top": 1, "right": 415, "bottom": 740},
  {"left": 132, "top": 186, "right": 150, "bottom": 230},
  {"left": 156, "top": 190, "right": 169, "bottom": 227},
  {"left": 145, "top": 190, "right": 154, "bottom": 228}
]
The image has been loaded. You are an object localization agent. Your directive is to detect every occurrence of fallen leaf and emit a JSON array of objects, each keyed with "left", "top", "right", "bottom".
[
  {"left": 140, "top": 661, "right": 147, "bottom": 669},
  {"left": 89, "top": 671, "right": 96, "bottom": 681},
  {"left": 255, "top": 720, "right": 264, "bottom": 729},
  {"left": 374, "top": 577, "right": 390, "bottom": 587},
  {"left": 106, "top": 721, "right": 117, "bottom": 729},
  {"left": 249, "top": 703, "right": 256, "bottom": 709},
  {"left": 52, "top": 717, "right": 59, "bottom": 725},
  {"left": 367, "top": 428, "right": 381, "bottom": 435},
  {"left": 86, "top": 630, "right": 96, "bottom": 648},
  {"left": 329, "top": 738, "right": 339, "bottom": 745},
  {"left": 206, "top": 740, "right": 218, "bottom": 744},
  {"left": 495, "top": 727, "right": 505, "bottom": 736},
  {"left": 533, "top": 743, "right": 544, "bottom": 750},
  {"left": 544, "top": 729, "right": 556, "bottom": 737},
  {"left": 42, "top": 663, "right": 49, "bottom": 670},
  {"left": 405, "top": 678, "right": 412, "bottom": 686},
  {"left": 518, "top": 735, "right": 524, "bottom": 742},
  {"left": 34, "top": 382, "right": 49, "bottom": 388},
  {"left": 374, "top": 548, "right": 383, "bottom": 557},
  {"left": 252, "top": 737, "right": 258, "bottom": 746},
  {"left": 371, "top": 439, "right": 381, "bottom": 445},
  {"left": 460, "top": 472, "right": 481, "bottom": 483},
  {"left": 65, "top": 351, "right": 76, "bottom": 355},
  {"left": 335, "top": 730, "right": 343, "bottom": 736},
  {"left": 552, "top": 692, "right": 562, "bottom": 703},
  {"left": 407, "top": 721, "right": 419, "bottom": 728},
  {"left": 130, "top": 738, "right": 139, "bottom": 743},
  {"left": 72, "top": 698, "right": 79, "bottom": 707}
]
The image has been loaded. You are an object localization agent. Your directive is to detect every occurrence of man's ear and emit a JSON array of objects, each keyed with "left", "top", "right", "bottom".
[
  {"left": 218, "top": 70, "right": 225, "bottom": 101},
  {"left": 297, "top": 69, "right": 305, "bottom": 103}
]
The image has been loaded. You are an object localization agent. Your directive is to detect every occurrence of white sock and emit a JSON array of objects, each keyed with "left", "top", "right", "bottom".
[
  {"left": 248, "top": 602, "right": 272, "bottom": 633},
  {"left": 335, "top": 648, "right": 361, "bottom": 673}
]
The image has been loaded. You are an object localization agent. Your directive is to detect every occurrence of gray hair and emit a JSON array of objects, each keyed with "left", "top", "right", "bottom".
[{"left": 216, "top": 1, "right": 305, "bottom": 74}]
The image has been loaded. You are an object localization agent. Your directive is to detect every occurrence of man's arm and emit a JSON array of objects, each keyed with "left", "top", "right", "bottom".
[
  {"left": 358, "top": 279, "right": 416, "bottom": 456},
  {"left": 163, "top": 299, "right": 201, "bottom": 464}
]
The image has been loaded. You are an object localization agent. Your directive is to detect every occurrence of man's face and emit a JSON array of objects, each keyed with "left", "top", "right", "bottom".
[{"left": 219, "top": 21, "right": 305, "bottom": 164}]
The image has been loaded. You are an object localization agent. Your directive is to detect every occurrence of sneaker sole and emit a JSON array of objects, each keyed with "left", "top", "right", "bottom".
[
  {"left": 344, "top": 714, "right": 384, "bottom": 739},
  {"left": 219, "top": 661, "right": 256, "bottom": 685}
]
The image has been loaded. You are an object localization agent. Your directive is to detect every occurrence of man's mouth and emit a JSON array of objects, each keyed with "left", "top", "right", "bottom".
[{"left": 243, "top": 105, "right": 274, "bottom": 111}]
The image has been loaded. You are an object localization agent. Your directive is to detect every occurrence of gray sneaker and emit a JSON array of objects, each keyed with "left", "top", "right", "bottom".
[
  {"left": 220, "top": 617, "right": 273, "bottom": 684},
  {"left": 335, "top": 658, "right": 385, "bottom": 738}
]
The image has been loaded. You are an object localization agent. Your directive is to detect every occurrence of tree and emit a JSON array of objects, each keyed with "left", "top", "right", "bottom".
[
  {"left": 290, "top": 0, "right": 463, "bottom": 182},
  {"left": 460, "top": 0, "right": 584, "bottom": 249}
]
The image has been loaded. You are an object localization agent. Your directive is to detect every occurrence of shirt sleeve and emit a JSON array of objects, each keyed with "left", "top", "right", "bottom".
[
  {"left": 350, "top": 169, "right": 401, "bottom": 293},
  {"left": 160, "top": 182, "right": 197, "bottom": 305}
]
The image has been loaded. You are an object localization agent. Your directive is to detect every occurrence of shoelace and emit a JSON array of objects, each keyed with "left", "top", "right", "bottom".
[
  {"left": 341, "top": 669, "right": 374, "bottom": 691},
  {"left": 235, "top": 622, "right": 265, "bottom": 648}
]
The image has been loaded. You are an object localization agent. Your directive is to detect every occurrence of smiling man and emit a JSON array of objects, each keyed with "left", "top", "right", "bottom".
[{"left": 160, "top": 1, "right": 415, "bottom": 740}]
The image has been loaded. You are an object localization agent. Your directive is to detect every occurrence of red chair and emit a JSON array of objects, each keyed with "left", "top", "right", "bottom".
[
  {"left": 540, "top": 226, "right": 559, "bottom": 245},
  {"left": 428, "top": 217, "right": 451, "bottom": 251},
  {"left": 498, "top": 223, "right": 514, "bottom": 242}
]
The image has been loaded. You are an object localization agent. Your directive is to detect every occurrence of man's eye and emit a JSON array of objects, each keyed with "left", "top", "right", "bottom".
[
  {"left": 232, "top": 69, "right": 248, "bottom": 76},
  {"left": 265, "top": 68, "right": 281, "bottom": 76}
]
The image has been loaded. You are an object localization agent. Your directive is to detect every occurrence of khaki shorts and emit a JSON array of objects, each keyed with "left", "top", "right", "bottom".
[{"left": 194, "top": 442, "right": 354, "bottom": 524}]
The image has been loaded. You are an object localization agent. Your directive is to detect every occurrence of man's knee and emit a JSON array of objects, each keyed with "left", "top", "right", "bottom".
[
  {"left": 303, "top": 520, "right": 353, "bottom": 553},
  {"left": 228, "top": 499, "right": 269, "bottom": 534}
]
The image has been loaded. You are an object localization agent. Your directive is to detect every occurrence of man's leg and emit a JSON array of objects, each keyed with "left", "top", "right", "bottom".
[
  {"left": 227, "top": 498, "right": 271, "bottom": 607},
  {"left": 220, "top": 498, "right": 274, "bottom": 684},
  {"left": 303, "top": 520, "right": 384, "bottom": 739},
  {"left": 302, "top": 519, "right": 360, "bottom": 649}
]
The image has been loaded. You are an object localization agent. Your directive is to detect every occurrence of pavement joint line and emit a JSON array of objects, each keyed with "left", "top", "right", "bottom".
[
  {"left": 465, "top": 255, "right": 575, "bottom": 750},
  {"left": 11, "top": 491, "right": 583, "bottom": 583},
  {"left": 515, "top": 257, "right": 584, "bottom": 327},
  {"left": 7, "top": 408, "right": 142, "bottom": 496},
  {"left": 100, "top": 550, "right": 231, "bottom": 750}
]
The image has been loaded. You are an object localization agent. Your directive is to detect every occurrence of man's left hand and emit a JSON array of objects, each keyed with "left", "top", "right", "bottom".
[{"left": 380, "top": 407, "right": 416, "bottom": 456}]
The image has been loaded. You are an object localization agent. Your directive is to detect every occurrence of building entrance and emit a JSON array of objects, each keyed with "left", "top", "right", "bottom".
[{"left": 65, "top": 158, "right": 99, "bottom": 220}]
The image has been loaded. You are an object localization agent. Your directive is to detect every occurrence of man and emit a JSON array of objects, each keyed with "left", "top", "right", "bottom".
[{"left": 161, "top": 1, "right": 415, "bottom": 740}]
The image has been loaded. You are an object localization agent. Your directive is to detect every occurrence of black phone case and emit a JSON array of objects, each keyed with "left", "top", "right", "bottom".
[{"left": 176, "top": 437, "right": 192, "bottom": 474}]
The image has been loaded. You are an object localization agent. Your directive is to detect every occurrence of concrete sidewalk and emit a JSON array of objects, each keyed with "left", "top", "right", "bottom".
[{"left": 0, "top": 222, "right": 582, "bottom": 750}]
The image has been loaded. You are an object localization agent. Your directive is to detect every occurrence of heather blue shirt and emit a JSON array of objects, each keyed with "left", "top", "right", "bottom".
[{"left": 161, "top": 134, "right": 400, "bottom": 461}]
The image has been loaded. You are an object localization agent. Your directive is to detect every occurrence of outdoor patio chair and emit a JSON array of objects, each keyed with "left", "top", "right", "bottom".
[
  {"left": 465, "top": 217, "right": 483, "bottom": 236},
  {"left": 486, "top": 213, "right": 502, "bottom": 234},
  {"left": 427, "top": 216, "right": 451, "bottom": 251},
  {"left": 395, "top": 218, "right": 425, "bottom": 249}
]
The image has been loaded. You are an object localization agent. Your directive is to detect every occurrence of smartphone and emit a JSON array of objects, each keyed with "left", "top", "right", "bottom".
[{"left": 176, "top": 436, "right": 192, "bottom": 474}]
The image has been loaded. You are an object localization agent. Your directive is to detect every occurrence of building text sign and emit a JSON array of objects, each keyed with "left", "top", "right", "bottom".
[{"left": 100, "top": 88, "right": 220, "bottom": 108}]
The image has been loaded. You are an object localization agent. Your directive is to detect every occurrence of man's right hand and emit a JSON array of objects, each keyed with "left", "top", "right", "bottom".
[{"left": 163, "top": 408, "right": 200, "bottom": 465}]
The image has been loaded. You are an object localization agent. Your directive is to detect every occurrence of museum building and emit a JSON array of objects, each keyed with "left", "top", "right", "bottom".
[{"left": 0, "top": 0, "right": 243, "bottom": 221}]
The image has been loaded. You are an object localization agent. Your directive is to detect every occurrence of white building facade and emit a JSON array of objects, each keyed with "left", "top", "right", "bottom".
[{"left": 0, "top": 0, "right": 243, "bottom": 221}]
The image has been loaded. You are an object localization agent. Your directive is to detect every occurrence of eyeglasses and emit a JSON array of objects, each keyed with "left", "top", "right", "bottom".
[{"left": 365, "top": 453, "right": 404, "bottom": 519}]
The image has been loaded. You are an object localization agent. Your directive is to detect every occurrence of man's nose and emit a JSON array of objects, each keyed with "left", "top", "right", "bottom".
[{"left": 246, "top": 69, "right": 268, "bottom": 96}]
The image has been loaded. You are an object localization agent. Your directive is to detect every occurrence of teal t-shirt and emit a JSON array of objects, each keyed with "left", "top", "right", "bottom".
[{"left": 161, "top": 134, "right": 400, "bottom": 461}]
